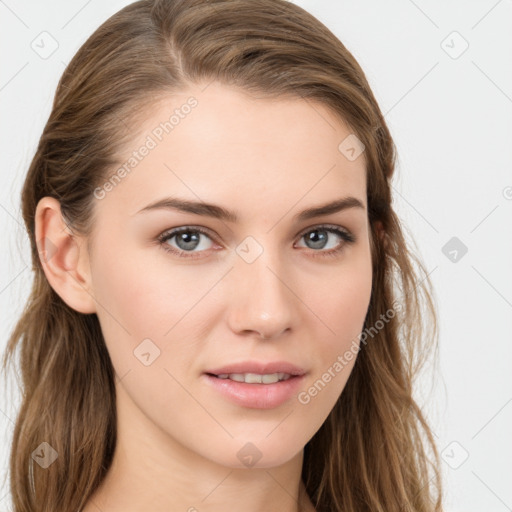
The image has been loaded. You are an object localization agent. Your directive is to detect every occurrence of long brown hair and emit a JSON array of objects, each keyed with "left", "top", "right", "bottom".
[{"left": 2, "top": 1, "right": 443, "bottom": 511}]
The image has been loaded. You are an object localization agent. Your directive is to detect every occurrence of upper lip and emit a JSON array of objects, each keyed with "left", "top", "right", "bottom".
[{"left": 205, "top": 361, "right": 307, "bottom": 376}]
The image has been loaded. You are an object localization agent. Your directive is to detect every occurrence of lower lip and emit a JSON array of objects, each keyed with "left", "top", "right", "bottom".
[{"left": 202, "top": 374, "right": 306, "bottom": 409}]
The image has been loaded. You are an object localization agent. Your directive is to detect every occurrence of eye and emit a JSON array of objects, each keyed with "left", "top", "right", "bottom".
[
  {"left": 295, "top": 225, "right": 356, "bottom": 258},
  {"left": 157, "top": 224, "right": 356, "bottom": 260},
  {"left": 158, "top": 226, "right": 218, "bottom": 259}
]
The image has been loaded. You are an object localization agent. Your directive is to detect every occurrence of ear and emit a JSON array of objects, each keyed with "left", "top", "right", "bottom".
[
  {"left": 375, "top": 220, "right": 385, "bottom": 241},
  {"left": 34, "top": 196, "right": 97, "bottom": 314},
  {"left": 372, "top": 220, "right": 388, "bottom": 250}
]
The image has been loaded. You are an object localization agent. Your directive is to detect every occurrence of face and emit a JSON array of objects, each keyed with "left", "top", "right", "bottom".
[{"left": 86, "top": 81, "right": 373, "bottom": 469}]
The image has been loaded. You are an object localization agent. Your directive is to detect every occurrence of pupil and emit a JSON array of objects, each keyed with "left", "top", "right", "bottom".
[
  {"left": 177, "top": 231, "right": 200, "bottom": 250},
  {"left": 306, "top": 230, "right": 327, "bottom": 249}
]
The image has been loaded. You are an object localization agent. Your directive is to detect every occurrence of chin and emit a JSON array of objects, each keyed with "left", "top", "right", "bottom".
[{"left": 203, "top": 436, "right": 305, "bottom": 470}]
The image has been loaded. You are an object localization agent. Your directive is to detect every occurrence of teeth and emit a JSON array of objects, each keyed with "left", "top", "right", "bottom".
[{"left": 215, "top": 372, "right": 291, "bottom": 383}]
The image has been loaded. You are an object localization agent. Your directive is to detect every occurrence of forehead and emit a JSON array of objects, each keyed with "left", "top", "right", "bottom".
[{"left": 97, "top": 82, "right": 367, "bottom": 220}]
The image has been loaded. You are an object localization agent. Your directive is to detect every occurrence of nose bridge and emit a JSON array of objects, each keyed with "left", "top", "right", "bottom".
[{"left": 227, "top": 236, "right": 295, "bottom": 338}]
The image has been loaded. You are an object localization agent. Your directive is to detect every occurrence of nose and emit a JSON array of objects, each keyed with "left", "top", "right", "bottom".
[{"left": 226, "top": 246, "right": 297, "bottom": 340}]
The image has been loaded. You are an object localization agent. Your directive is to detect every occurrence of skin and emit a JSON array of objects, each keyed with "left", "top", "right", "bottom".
[{"left": 36, "top": 81, "right": 374, "bottom": 512}]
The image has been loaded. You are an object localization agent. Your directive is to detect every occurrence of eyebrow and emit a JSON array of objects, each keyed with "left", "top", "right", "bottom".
[{"left": 136, "top": 196, "right": 365, "bottom": 222}]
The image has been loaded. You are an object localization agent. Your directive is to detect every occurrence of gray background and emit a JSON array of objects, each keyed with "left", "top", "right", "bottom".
[{"left": 1, "top": 1, "right": 511, "bottom": 511}]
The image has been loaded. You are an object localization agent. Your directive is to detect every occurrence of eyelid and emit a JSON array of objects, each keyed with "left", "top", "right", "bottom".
[
  {"left": 157, "top": 223, "right": 353, "bottom": 243},
  {"left": 157, "top": 225, "right": 220, "bottom": 246},
  {"left": 296, "top": 222, "right": 353, "bottom": 239}
]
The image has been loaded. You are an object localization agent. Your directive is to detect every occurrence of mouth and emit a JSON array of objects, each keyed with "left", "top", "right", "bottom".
[
  {"left": 204, "top": 360, "right": 306, "bottom": 379},
  {"left": 202, "top": 364, "right": 306, "bottom": 409},
  {"left": 206, "top": 372, "right": 294, "bottom": 384}
]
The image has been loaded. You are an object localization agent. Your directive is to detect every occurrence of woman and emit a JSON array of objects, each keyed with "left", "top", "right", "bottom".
[{"left": 2, "top": 0, "right": 443, "bottom": 511}]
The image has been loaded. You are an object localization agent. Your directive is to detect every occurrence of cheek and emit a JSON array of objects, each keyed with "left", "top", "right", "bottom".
[
  {"left": 311, "top": 250, "right": 373, "bottom": 344},
  {"left": 91, "top": 242, "right": 194, "bottom": 334},
  {"left": 300, "top": 246, "right": 372, "bottom": 405},
  {"left": 89, "top": 249, "right": 204, "bottom": 416},
  {"left": 89, "top": 243, "right": 220, "bottom": 373}
]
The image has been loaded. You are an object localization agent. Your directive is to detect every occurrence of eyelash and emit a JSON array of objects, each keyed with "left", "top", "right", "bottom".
[{"left": 156, "top": 224, "right": 356, "bottom": 260}]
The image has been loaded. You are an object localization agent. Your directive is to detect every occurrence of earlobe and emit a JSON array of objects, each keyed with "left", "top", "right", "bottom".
[{"left": 34, "top": 197, "right": 97, "bottom": 314}]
